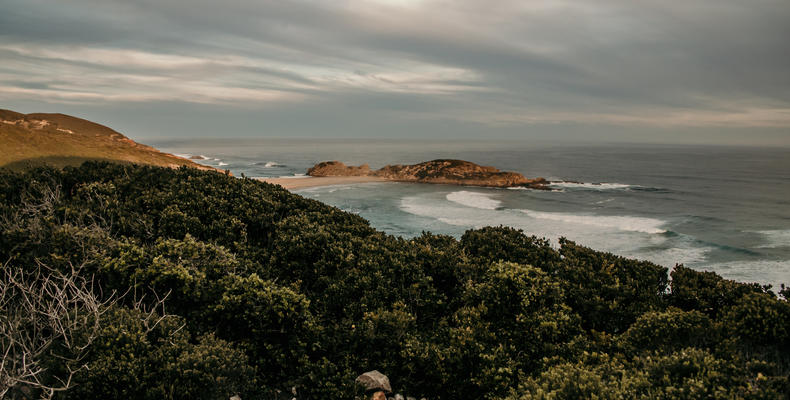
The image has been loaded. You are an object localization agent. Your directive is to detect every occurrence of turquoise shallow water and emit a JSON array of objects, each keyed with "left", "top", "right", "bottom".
[{"left": 151, "top": 139, "right": 790, "bottom": 288}]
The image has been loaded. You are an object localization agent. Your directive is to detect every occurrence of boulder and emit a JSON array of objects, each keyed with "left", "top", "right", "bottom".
[{"left": 355, "top": 370, "right": 392, "bottom": 393}]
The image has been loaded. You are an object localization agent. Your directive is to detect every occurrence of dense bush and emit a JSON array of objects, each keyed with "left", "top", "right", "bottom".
[
  {"left": 1, "top": 162, "right": 788, "bottom": 399},
  {"left": 64, "top": 306, "right": 257, "bottom": 400}
]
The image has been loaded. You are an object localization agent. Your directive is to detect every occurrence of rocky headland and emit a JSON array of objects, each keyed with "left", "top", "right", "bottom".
[{"left": 307, "top": 159, "right": 548, "bottom": 189}]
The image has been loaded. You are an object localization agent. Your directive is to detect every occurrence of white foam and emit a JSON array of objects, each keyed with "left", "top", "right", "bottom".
[
  {"left": 255, "top": 161, "right": 282, "bottom": 167},
  {"left": 401, "top": 195, "right": 449, "bottom": 217},
  {"left": 377, "top": 191, "right": 787, "bottom": 287},
  {"left": 550, "top": 181, "right": 632, "bottom": 190},
  {"left": 446, "top": 191, "right": 502, "bottom": 210},
  {"left": 754, "top": 230, "right": 790, "bottom": 249},
  {"left": 519, "top": 209, "right": 667, "bottom": 234},
  {"left": 401, "top": 194, "right": 667, "bottom": 235},
  {"left": 631, "top": 245, "right": 711, "bottom": 269},
  {"left": 693, "top": 259, "right": 790, "bottom": 288},
  {"left": 397, "top": 194, "right": 698, "bottom": 270},
  {"left": 300, "top": 185, "right": 355, "bottom": 193},
  {"left": 277, "top": 174, "right": 311, "bottom": 179},
  {"left": 218, "top": 162, "right": 228, "bottom": 166}
]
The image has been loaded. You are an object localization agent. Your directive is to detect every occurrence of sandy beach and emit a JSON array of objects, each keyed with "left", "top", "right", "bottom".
[{"left": 256, "top": 175, "right": 388, "bottom": 190}]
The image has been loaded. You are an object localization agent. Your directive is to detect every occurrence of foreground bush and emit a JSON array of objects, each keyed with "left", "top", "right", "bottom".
[{"left": 1, "top": 162, "right": 787, "bottom": 399}]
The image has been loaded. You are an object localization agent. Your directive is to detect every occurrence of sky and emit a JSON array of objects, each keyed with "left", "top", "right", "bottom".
[{"left": 1, "top": 0, "right": 789, "bottom": 145}]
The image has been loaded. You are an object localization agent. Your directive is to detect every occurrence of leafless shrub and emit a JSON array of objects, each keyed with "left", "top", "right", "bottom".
[
  {"left": 0, "top": 183, "right": 62, "bottom": 244},
  {"left": 130, "top": 286, "right": 182, "bottom": 336},
  {"left": 0, "top": 261, "right": 115, "bottom": 399}
]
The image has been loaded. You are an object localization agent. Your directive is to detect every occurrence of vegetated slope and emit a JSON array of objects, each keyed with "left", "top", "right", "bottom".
[
  {"left": 0, "top": 109, "right": 217, "bottom": 171},
  {"left": 0, "top": 162, "right": 788, "bottom": 399}
]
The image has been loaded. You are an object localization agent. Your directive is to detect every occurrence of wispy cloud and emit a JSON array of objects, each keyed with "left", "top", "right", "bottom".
[{"left": 1, "top": 0, "right": 788, "bottom": 139}]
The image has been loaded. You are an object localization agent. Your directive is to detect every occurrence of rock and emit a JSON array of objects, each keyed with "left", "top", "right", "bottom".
[
  {"left": 306, "top": 159, "right": 547, "bottom": 189},
  {"left": 229, "top": 396, "right": 241, "bottom": 400},
  {"left": 373, "top": 159, "right": 545, "bottom": 188},
  {"left": 355, "top": 370, "right": 392, "bottom": 393},
  {"left": 189, "top": 155, "right": 208, "bottom": 160},
  {"left": 307, "top": 161, "right": 371, "bottom": 177}
]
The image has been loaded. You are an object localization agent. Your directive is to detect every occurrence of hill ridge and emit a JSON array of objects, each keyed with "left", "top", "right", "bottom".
[{"left": 0, "top": 109, "right": 219, "bottom": 172}]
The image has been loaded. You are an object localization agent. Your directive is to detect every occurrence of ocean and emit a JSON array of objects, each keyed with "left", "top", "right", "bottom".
[{"left": 150, "top": 138, "right": 790, "bottom": 288}]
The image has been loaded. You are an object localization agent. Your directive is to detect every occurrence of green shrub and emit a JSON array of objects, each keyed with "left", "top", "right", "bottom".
[
  {"left": 620, "top": 308, "right": 715, "bottom": 353},
  {"left": 0, "top": 163, "right": 786, "bottom": 399},
  {"left": 65, "top": 306, "right": 256, "bottom": 400}
]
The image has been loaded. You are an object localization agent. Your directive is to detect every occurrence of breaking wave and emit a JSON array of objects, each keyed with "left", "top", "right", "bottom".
[
  {"left": 519, "top": 209, "right": 667, "bottom": 234},
  {"left": 695, "top": 259, "right": 790, "bottom": 287},
  {"left": 445, "top": 191, "right": 502, "bottom": 210},
  {"left": 550, "top": 181, "right": 632, "bottom": 190},
  {"left": 255, "top": 161, "right": 283, "bottom": 168},
  {"left": 277, "top": 173, "right": 310, "bottom": 179},
  {"left": 755, "top": 230, "right": 790, "bottom": 249}
]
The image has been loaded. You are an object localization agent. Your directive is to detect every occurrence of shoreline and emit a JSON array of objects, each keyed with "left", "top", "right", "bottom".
[{"left": 255, "top": 175, "right": 388, "bottom": 190}]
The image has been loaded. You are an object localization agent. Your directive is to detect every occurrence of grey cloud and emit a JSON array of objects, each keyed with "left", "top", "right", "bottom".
[{"left": 1, "top": 0, "right": 789, "bottom": 143}]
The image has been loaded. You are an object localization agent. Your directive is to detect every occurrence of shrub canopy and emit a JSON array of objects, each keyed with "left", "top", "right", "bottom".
[{"left": 1, "top": 162, "right": 788, "bottom": 399}]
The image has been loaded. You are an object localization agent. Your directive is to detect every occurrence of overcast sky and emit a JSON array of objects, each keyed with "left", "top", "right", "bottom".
[{"left": 1, "top": 0, "right": 789, "bottom": 145}]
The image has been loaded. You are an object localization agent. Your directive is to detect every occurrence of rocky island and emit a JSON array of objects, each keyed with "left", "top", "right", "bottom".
[{"left": 307, "top": 159, "right": 548, "bottom": 189}]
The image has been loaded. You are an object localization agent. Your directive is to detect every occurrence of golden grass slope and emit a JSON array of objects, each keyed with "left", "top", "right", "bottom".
[{"left": 0, "top": 109, "right": 218, "bottom": 172}]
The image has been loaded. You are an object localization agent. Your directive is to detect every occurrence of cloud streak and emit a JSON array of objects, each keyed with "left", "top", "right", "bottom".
[{"left": 1, "top": 0, "right": 789, "bottom": 140}]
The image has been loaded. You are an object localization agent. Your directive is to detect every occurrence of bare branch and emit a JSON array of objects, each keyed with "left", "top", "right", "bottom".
[{"left": 0, "top": 261, "right": 115, "bottom": 397}]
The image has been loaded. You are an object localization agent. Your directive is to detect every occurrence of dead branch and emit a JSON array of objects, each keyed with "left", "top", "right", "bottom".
[{"left": 0, "top": 260, "right": 115, "bottom": 399}]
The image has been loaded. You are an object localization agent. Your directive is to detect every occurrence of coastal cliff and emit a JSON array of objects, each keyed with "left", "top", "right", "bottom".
[{"left": 307, "top": 159, "right": 547, "bottom": 188}]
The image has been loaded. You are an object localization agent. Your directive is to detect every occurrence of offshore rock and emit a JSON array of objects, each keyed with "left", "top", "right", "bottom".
[
  {"left": 307, "top": 161, "right": 371, "bottom": 176},
  {"left": 373, "top": 159, "right": 546, "bottom": 188},
  {"left": 307, "top": 159, "right": 547, "bottom": 189}
]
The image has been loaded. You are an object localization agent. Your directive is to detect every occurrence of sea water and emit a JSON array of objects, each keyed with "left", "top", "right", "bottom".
[{"left": 151, "top": 139, "right": 790, "bottom": 288}]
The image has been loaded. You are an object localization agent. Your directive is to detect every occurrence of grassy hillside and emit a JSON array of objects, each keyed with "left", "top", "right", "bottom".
[
  {"left": 0, "top": 109, "right": 217, "bottom": 171},
  {"left": 1, "top": 163, "right": 788, "bottom": 399}
]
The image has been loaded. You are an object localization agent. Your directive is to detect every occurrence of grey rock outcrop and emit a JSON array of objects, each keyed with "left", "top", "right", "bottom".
[{"left": 356, "top": 370, "right": 393, "bottom": 393}]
